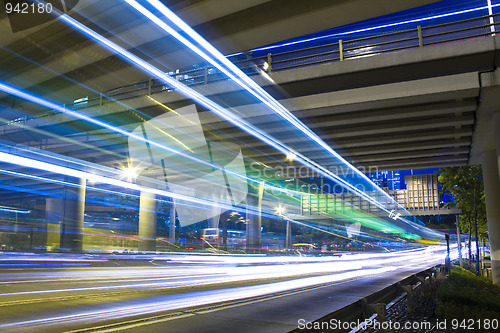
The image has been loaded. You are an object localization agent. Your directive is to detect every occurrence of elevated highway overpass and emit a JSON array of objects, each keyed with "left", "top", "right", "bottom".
[{"left": 0, "top": 248, "right": 455, "bottom": 332}]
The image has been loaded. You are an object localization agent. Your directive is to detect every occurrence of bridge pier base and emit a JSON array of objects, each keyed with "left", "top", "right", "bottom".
[{"left": 45, "top": 198, "right": 61, "bottom": 251}]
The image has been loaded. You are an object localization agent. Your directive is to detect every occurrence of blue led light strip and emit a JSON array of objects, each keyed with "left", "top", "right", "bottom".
[{"left": 124, "top": 0, "right": 405, "bottom": 213}]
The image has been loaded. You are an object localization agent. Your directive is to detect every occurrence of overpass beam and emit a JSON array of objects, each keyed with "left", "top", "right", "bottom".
[
  {"left": 482, "top": 113, "right": 500, "bottom": 284},
  {"left": 138, "top": 191, "right": 157, "bottom": 253}
]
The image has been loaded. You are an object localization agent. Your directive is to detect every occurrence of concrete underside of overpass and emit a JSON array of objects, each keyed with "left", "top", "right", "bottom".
[{"left": 0, "top": 0, "right": 440, "bottom": 101}]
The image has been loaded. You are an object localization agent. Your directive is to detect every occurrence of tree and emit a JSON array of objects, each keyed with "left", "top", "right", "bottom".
[{"left": 438, "top": 166, "right": 487, "bottom": 271}]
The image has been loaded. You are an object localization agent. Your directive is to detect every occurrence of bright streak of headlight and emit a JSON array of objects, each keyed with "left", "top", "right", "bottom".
[
  {"left": 1, "top": 242, "right": 454, "bottom": 331},
  {"left": 0, "top": 247, "right": 454, "bottom": 331},
  {"left": 0, "top": 262, "right": 421, "bottom": 331},
  {"left": 0, "top": 81, "right": 298, "bottom": 199},
  {"left": 0, "top": 82, "right": 249, "bottom": 187},
  {"left": 0, "top": 150, "right": 237, "bottom": 213}
]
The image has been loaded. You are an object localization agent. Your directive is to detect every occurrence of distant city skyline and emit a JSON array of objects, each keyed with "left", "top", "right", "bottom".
[{"left": 368, "top": 171, "right": 401, "bottom": 190}]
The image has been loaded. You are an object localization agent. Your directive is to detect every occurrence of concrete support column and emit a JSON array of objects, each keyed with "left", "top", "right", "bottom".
[
  {"left": 285, "top": 220, "right": 292, "bottom": 249},
  {"left": 60, "top": 178, "right": 86, "bottom": 252},
  {"left": 481, "top": 150, "right": 500, "bottom": 284},
  {"left": 456, "top": 215, "right": 462, "bottom": 267},
  {"left": 169, "top": 199, "right": 176, "bottom": 242},
  {"left": 246, "top": 182, "right": 264, "bottom": 252},
  {"left": 138, "top": 191, "right": 157, "bottom": 252}
]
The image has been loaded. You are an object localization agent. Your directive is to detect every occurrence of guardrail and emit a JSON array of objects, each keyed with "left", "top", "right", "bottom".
[{"left": 2, "top": 13, "right": 499, "bottom": 129}]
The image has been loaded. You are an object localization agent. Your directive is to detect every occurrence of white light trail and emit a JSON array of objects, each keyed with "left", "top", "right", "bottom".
[
  {"left": 132, "top": 0, "right": 403, "bottom": 212},
  {"left": 0, "top": 81, "right": 298, "bottom": 199},
  {"left": 234, "top": 3, "right": 500, "bottom": 54},
  {"left": 488, "top": 0, "right": 496, "bottom": 34}
]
